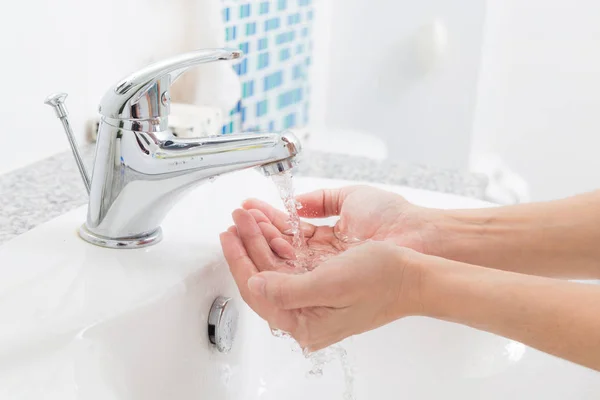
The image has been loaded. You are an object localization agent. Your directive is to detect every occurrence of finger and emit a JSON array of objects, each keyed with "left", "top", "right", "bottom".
[
  {"left": 242, "top": 198, "right": 314, "bottom": 236},
  {"left": 257, "top": 220, "right": 285, "bottom": 242},
  {"left": 256, "top": 220, "right": 292, "bottom": 244},
  {"left": 247, "top": 209, "right": 296, "bottom": 262},
  {"left": 295, "top": 187, "right": 358, "bottom": 218},
  {"left": 227, "top": 225, "right": 238, "bottom": 234},
  {"left": 248, "top": 209, "right": 270, "bottom": 224},
  {"left": 232, "top": 209, "right": 277, "bottom": 271},
  {"left": 243, "top": 198, "right": 289, "bottom": 228},
  {"left": 247, "top": 270, "right": 332, "bottom": 310},
  {"left": 220, "top": 231, "right": 298, "bottom": 331},
  {"left": 219, "top": 231, "right": 257, "bottom": 304},
  {"left": 270, "top": 238, "right": 296, "bottom": 260},
  {"left": 258, "top": 222, "right": 296, "bottom": 260},
  {"left": 250, "top": 209, "right": 297, "bottom": 248},
  {"left": 249, "top": 209, "right": 294, "bottom": 246}
]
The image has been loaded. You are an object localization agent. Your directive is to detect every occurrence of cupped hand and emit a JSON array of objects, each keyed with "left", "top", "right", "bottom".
[
  {"left": 241, "top": 185, "right": 443, "bottom": 267},
  {"left": 219, "top": 234, "right": 424, "bottom": 351}
]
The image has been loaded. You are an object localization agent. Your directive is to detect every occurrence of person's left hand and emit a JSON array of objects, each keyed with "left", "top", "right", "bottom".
[{"left": 231, "top": 185, "right": 442, "bottom": 273}]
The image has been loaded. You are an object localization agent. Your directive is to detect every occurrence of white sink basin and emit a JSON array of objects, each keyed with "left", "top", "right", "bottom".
[{"left": 1, "top": 171, "right": 598, "bottom": 399}]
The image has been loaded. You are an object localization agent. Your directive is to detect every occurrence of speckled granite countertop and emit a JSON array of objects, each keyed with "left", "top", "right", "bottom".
[{"left": 0, "top": 145, "right": 487, "bottom": 246}]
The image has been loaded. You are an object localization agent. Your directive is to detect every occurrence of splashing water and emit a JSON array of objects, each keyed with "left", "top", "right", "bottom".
[
  {"left": 305, "top": 345, "right": 356, "bottom": 400},
  {"left": 270, "top": 171, "right": 357, "bottom": 400},
  {"left": 271, "top": 329, "right": 356, "bottom": 400},
  {"left": 272, "top": 171, "right": 344, "bottom": 273}
]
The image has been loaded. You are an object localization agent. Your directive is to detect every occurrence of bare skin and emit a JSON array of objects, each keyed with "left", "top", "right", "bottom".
[
  {"left": 435, "top": 190, "right": 600, "bottom": 278},
  {"left": 238, "top": 186, "right": 441, "bottom": 262},
  {"left": 219, "top": 186, "right": 600, "bottom": 371}
]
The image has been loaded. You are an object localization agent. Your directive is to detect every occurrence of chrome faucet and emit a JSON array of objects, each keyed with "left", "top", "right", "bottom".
[{"left": 45, "top": 48, "right": 301, "bottom": 249}]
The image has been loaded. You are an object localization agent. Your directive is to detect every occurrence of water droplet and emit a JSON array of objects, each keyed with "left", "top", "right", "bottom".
[
  {"left": 270, "top": 328, "right": 293, "bottom": 340},
  {"left": 257, "top": 378, "right": 268, "bottom": 397},
  {"left": 219, "top": 364, "right": 233, "bottom": 386}
]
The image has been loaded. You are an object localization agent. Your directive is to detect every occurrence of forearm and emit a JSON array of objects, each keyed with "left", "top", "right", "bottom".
[
  {"left": 435, "top": 190, "right": 600, "bottom": 278},
  {"left": 416, "top": 253, "right": 600, "bottom": 371}
]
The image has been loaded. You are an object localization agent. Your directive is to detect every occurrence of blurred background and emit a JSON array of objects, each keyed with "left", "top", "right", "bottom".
[{"left": 1, "top": 0, "right": 600, "bottom": 204}]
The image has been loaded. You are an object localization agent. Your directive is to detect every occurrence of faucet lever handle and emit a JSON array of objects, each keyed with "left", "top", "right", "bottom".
[
  {"left": 44, "top": 92, "right": 91, "bottom": 194},
  {"left": 98, "top": 48, "right": 243, "bottom": 123}
]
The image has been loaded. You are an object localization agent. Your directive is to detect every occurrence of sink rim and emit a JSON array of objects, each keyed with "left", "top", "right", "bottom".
[{"left": 0, "top": 173, "right": 495, "bottom": 370}]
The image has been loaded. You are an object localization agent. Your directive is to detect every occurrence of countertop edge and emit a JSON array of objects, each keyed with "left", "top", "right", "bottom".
[{"left": 0, "top": 145, "right": 488, "bottom": 246}]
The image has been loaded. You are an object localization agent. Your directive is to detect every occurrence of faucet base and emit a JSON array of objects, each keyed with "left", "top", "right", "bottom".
[{"left": 78, "top": 225, "right": 163, "bottom": 249}]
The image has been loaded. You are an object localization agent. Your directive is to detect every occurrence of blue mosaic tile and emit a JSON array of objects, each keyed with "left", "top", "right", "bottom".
[
  {"left": 221, "top": 0, "right": 313, "bottom": 133},
  {"left": 259, "top": 1, "right": 270, "bottom": 14}
]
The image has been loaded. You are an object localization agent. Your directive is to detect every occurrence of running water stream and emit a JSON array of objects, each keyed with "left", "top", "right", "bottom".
[
  {"left": 270, "top": 170, "right": 356, "bottom": 400},
  {"left": 270, "top": 171, "right": 305, "bottom": 251}
]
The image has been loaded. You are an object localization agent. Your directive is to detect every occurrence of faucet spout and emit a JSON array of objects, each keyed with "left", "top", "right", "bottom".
[
  {"left": 259, "top": 133, "right": 302, "bottom": 176},
  {"left": 81, "top": 122, "right": 301, "bottom": 249}
]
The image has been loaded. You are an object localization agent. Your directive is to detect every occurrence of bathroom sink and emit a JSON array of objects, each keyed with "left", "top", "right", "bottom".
[{"left": 0, "top": 171, "right": 598, "bottom": 399}]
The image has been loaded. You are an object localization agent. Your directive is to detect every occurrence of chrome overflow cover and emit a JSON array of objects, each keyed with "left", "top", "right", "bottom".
[{"left": 208, "top": 296, "right": 239, "bottom": 353}]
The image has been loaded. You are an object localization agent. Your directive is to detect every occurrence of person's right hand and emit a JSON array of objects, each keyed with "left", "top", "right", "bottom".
[
  {"left": 220, "top": 230, "right": 425, "bottom": 351},
  {"left": 242, "top": 185, "right": 444, "bottom": 269}
]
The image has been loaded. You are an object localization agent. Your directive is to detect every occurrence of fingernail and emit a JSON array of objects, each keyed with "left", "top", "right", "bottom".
[{"left": 248, "top": 275, "right": 267, "bottom": 296}]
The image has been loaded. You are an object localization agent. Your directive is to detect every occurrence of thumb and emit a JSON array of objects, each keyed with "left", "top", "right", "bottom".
[
  {"left": 248, "top": 271, "right": 322, "bottom": 310},
  {"left": 296, "top": 187, "right": 359, "bottom": 218}
]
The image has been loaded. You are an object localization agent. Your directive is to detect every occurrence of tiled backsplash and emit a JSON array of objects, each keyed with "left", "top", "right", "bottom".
[{"left": 220, "top": 0, "right": 314, "bottom": 134}]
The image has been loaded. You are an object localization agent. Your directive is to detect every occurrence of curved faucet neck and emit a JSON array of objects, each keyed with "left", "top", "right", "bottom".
[{"left": 82, "top": 120, "right": 300, "bottom": 248}]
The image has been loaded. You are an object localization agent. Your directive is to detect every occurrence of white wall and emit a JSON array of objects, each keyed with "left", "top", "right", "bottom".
[
  {"left": 311, "top": 0, "right": 487, "bottom": 170},
  {"left": 471, "top": 0, "right": 600, "bottom": 201},
  {"left": 0, "top": 0, "right": 191, "bottom": 175}
]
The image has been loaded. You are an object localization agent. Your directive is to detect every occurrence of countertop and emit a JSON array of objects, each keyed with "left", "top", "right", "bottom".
[{"left": 0, "top": 145, "right": 488, "bottom": 246}]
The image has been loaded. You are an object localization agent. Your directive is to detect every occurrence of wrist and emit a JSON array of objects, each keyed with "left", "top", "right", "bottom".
[
  {"left": 409, "top": 251, "right": 472, "bottom": 320},
  {"left": 428, "top": 208, "right": 498, "bottom": 262},
  {"left": 399, "top": 206, "right": 491, "bottom": 260},
  {"left": 390, "top": 246, "right": 434, "bottom": 318}
]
